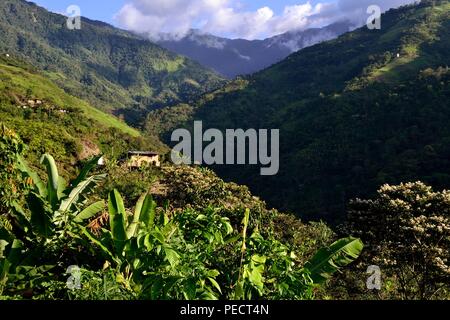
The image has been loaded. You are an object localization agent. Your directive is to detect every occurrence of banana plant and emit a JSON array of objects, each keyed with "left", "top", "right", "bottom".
[
  {"left": 233, "top": 210, "right": 364, "bottom": 300},
  {"left": 303, "top": 237, "right": 364, "bottom": 284},
  {"left": 79, "top": 190, "right": 157, "bottom": 263},
  {"left": 11, "top": 154, "right": 106, "bottom": 238}
]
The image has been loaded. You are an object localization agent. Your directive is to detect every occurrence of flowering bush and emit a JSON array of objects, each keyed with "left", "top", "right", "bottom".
[{"left": 347, "top": 182, "right": 450, "bottom": 299}]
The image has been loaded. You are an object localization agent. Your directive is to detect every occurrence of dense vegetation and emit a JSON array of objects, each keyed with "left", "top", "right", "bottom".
[
  {"left": 1, "top": 0, "right": 450, "bottom": 301},
  {"left": 147, "top": 1, "right": 450, "bottom": 223},
  {"left": 0, "top": 54, "right": 166, "bottom": 177},
  {"left": 0, "top": 0, "right": 225, "bottom": 125},
  {"left": 0, "top": 125, "right": 364, "bottom": 300},
  {"left": 2, "top": 127, "right": 449, "bottom": 300}
]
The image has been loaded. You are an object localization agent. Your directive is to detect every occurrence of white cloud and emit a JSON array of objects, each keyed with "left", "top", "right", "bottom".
[
  {"left": 201, "top": 6, "right": 274, "bottom": 39},
  {"left": 115, "top": 0, "right": 419, "bottom": 40}
]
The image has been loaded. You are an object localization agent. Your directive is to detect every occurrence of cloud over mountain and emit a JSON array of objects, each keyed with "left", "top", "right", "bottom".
[{"left": 115, "top": 0, "right": 419, "bottom": 40}]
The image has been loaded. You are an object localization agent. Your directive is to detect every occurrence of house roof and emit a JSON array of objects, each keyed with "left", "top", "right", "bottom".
[{"left": 128, "top": 151, "right": 159, "bottom": 156}]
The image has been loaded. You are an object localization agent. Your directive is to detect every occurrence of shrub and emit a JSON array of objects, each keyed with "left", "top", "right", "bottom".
[{"left": 346, "top": 182, "right": 450, "bottom": 300}]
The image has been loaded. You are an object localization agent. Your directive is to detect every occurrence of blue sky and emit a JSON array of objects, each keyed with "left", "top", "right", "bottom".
[
  {"left": 29, "top": 0, "right": 415, "bottom": 39},
  {"left": 30, "top": 0, "right": 123, "bottom": 24}
]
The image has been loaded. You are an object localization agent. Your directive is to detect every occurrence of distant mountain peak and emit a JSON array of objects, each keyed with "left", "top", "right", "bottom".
[
  {"left": 155, "top": 21, "right": 354, "bottom": 78},
  {"left": 267, "top": 20, "right": 356, "bottom": 52}
]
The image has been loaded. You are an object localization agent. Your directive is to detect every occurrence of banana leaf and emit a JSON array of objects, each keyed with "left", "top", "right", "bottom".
[
  {"left": 68, "top": 155, "right": 102, "bottom": 194},
  {"left": 40, "top": 154, "right": 59, "bottom": 210},
  {"left": 59, "top": 174, "right": 105, "bottom": 213},
  {"left": 108, "top": 190, "right": 127, "bottom": 253},
  {"left": 74, "top": 201, "right": 105, "bottom": 223},
  {"left": 304, "top": 237, "right": 364, "bottom": 284},
  {"left": 16, "top": 156, "right": 46, "bottom": 198}
]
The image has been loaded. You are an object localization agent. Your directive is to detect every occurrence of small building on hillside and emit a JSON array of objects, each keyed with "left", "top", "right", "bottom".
[{"left": 127, "top": 151, "right": 160, "bottom": 168}]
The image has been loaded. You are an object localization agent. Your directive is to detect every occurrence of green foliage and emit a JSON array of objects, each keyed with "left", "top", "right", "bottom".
[
  {"left": 100, "top": 163, "right": 161, "bottom": 207},
  {"left": 0, "top": 60, "right": 139, "bottom": 136},
  {"left": 0, "top": 124, "right": 26, "bottom": 215},
  {"left": 16, "top": 153, "right": 105, "bottom": 226},
  {"left": 78, "top": 191, "right": 361, "bottom": 300},
  {"left": 0, "top": 0, "right": 225, "bottom": 123},
  {"left": 0, "top": 239, "right": 22, "bottom": 295},
  {"left": 304, "top": 237, "right": 364, "bottom": 284},
  {"left": 0, "top": 57, "right": 167, "bottom": 178},
  {"left": 0, "top": 132, "right": 362, "bottom": 299},
  {"left": 152, "top": 2, "right": 450, "bottom": 223}
]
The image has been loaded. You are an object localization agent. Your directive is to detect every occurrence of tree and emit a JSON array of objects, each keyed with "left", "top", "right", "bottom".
[{"left": 347, "top": 182, "right": 450, "bottom": 299}]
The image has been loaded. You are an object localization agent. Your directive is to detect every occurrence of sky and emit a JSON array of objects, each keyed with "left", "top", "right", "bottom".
[{"left": 29, "top": 0, "right": 418, "bottom": 39}]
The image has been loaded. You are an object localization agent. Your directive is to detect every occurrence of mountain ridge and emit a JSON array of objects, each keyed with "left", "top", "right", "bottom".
[
  {"left": 0, "top": 0, "right": 226, "bottom": 125},
  {"left": 156, "top": 21, "right": 354, "bottom": 78},
  {"left": 147, "top": 0, "right": 450, "bottom": 222},
  {"left": 0, "top": 53, "right": 169, "bottom": 178}
]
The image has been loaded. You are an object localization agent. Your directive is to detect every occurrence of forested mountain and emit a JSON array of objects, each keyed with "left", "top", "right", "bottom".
[
  {"left": 156, "top": 21, "right": 353, "bottom": 79},
  {"left": 0, "top": 54, "right": 166, "bottom": 176},
  {"left": 0, "top": 0, "right": 225, "bottom": 124},
  {"left": 1, "top": 0, "right": 450, "bottom": 302},
  {"left": 147, "top": 0, "right": 450, "bottom": 222},
  {"left": 0, "top": 44, "right": 356, "bottom": 303}
]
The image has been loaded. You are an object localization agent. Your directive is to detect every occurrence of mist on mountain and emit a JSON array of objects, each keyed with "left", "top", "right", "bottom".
[{"left": 154, "top": 21, "right": 354, "bottom": 78}]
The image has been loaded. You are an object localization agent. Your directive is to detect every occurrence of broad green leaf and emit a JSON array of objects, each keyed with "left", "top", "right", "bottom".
[
  {"left": 78, "top": 227, "right": 118, "bottom": 264},
  {"left": 59, "top": 175, "right": 105, "bottom": 213},
  {"left": 68, "top": 155, "right": 102, "bottom": 194},
  {"left": 108, "top": 190, "right": 127, "bottom": 253},
  {"left": 0, "top": 239, "right": 23, "bottom": 281},
  {"left": 130, "top": 193, "right": 147, "bottom": 233},
  {"left": 222, "top": 218, "right": 234, "bottom": 235},
  {"left": 74, "top": 201, "right": 105, "bottom": 223},
  {"left": 196, "top": 214, "right": 208, "bottom": 221},
  {"left": 183, "top": 278, "right": 197, "bottom": 300},
  {"left": 136, "top": 234, "right": 154, "bottom": 251},
  {"left": 206, "top": 270, "right": 220, "bottom": 278},
  {"left": 245, "top": 255, "right": 266, "bottom": 295},
  {"left": 27, "top": 193, "right": 53, "bottom": 238},
  {"left": 199, "top": 291, "right": 219, "bottom": 301},
  {"left": 233, "top": 281, "right": 244, "bottom": 300},
  {"left": 57, "top": 176, "right": 67, "bottom": 200},
  {"left": 152, "top": 229, "right": 165, "bottom": 244},
  {"left": 16, "top": 155, "right": 46, "bottom": 197},
  {"left": 208, "top": 277, "right": 222, "bottom": 294},
  {"left": 304, "top": 237, "right": 364, "bottom": 284},
  {"left": 126, "top": 193, "right": 156, "bottom": 238},
  {"left": 140, "top": 194, "right": 157, "bottom": 231},
  {"left": 40, "top": 154, "right": 59, "bottom": 209},
  {"left": 163, "top": 246, "right": 180, "bottom": 268}
]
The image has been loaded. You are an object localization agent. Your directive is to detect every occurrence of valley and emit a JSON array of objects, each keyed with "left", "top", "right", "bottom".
[
  {"left": 0, "top": 0, "right": 449, "bottom": 302},
  {"left": 148, "top": 0, "right": 450, "bottom": 222}
]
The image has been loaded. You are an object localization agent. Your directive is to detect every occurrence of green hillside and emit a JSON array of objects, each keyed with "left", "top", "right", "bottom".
[
  {"left": 148, "top": 0, "right": 450, "bottom": 222},
  {"left": 0, "top": 0, "right": 225, "bottom": 125},
  {"left": 1, "top": 0, "right": 449, "bottom": 302},
  {"left": 0, "top": 54, "right": 166, "bottom": 175}
]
